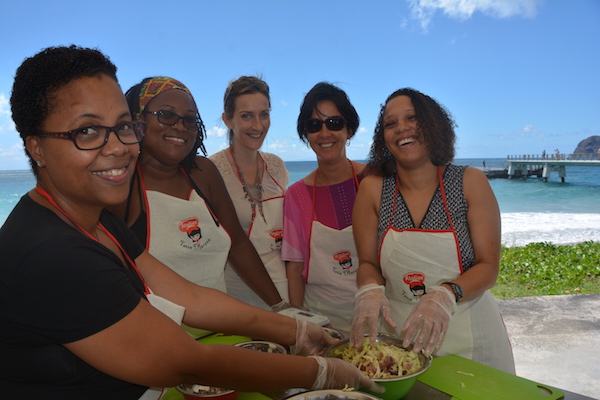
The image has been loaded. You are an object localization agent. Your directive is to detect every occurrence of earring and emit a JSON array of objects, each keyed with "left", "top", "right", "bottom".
[
  {"left": 36, "top": 160, "right": 43, "bottom": 168},
  {"left": 346, "top": 139, "right": 351, "bottom": 147}
]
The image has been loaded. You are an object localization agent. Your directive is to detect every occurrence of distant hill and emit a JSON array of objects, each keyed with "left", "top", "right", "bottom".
[{"left": 573, "top": 136, "right": 600, "bottom": 154}]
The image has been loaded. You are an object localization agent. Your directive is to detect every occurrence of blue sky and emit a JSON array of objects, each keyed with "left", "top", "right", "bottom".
[{"left": 0, "top": 0, "right": 598, "bottom": 170}]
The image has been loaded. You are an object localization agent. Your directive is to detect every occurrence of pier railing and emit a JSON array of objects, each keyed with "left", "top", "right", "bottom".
[
  {"left": 504, "top": 153, "right": 600, "bottom": 182},
  {"left": 507, "top": 153, "right": 599, "bottom": 161}
]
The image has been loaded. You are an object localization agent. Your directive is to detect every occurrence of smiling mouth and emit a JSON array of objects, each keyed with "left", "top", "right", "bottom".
[
  {"left": 397, "top": 137, "right": 416, "bottom": 147},
  {"left": 319, "top": 143, "right": 334, "bottom": 148},
  {"left": 248, "top": 132, "right": 262, "bottom": 139},
  {"left": 165, "top": 136, "right": 185, "bottom": 144},
  {"left": 93, "top": 167, "right": 127, "bottom": 177}
]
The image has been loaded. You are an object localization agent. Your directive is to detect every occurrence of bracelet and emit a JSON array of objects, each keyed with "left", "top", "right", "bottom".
[{"left": 441, "top": 281, "right": 463, "bottom": 303}]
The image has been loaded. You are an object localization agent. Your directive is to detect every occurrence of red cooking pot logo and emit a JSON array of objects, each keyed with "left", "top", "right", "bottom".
[
  {"left": 333, "top": 250, "right": 353, "bottom": 271},
  {"left": 179, "top": 217, "right": 202, "bottom": 243},
  {"left": 403, "top": 272, "right": 426, "bottom": 298},
  {"left": 270, "top": 229, "right": 283, "bottom": 249}
]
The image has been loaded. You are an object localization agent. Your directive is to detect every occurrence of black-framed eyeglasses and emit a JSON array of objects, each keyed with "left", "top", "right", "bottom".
[
  {"left": 305, "top": 116, "right": 346, "bottom": 134},
  {"left": 38, "top": 121, "right": 146, "bottom": 150},
  {"left": 144, "top": 109, "right": 198, "bottom": 131}
]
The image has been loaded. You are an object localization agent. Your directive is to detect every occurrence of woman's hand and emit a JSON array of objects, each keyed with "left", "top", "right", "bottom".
[
  {"left": 401, "top": 285, "right": 456, "bottom": 355},
  {"left": 308, "top": 356, "right": 385, "bottom": 393},
  {"left": 350, "top": 284, "right": 396, "bottom": 348},
  {"left": 290, "top": 318, "right": 338, "bottom": 356}
]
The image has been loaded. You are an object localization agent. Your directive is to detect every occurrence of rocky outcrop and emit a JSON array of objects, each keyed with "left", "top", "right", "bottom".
[{"left": 573, "top": 135, "right": 600, "bottom": 154}]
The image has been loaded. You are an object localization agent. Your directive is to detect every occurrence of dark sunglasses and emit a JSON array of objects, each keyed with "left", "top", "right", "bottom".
[
  {"left": 144, "top": 109, "right": 198, "bottom": 131},
  {"left": 305, "top": 116, "right": 345, "bottom": 134}
]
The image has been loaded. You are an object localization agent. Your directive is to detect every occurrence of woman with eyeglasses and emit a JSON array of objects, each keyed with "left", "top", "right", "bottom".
[
  {"left": 1, "top": 45, "right": 382, "bottom": 399},
  {"left": 281, "top": 82, "right": 366, "bottom": 331},
  {"left": 109, "top": 77, "right": 287, "bottom": 335},
  {"left": 349, "top": 88, "right": 514, "bottom": 373},
  {"left": 209, "top": 76, "right": 290, "bottom": 311}
]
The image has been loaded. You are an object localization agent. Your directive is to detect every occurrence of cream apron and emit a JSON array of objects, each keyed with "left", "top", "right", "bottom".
[
  {"left": 379, "top": 169, "right": 515, "bottom": 373},
  {"left": 140, "top": 169, "right": 231, "bottom": 338},
  {"left": 224, "top": 154, "right": 289, "bottom": 309},
  {"left": 304, "top": 164, "right": 359, "bottom": 331}
]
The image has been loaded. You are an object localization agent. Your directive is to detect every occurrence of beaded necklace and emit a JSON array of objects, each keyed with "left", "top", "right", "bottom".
[{"left": 229, "top": 147, "right": 267, "bottom": 224}]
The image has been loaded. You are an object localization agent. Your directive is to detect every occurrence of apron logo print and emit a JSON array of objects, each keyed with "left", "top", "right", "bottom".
[
  {"left": 332, "top": 250, "right": 356, "bottom": 276},
  {"left": 270, "top": 229, "right": 283, "bottom": 250},
  {"left": 402, "top": 272, "right": 427, "bottom": 299},
  {"left": 179, "top": 217, "right": 202, "bottom": 243}
]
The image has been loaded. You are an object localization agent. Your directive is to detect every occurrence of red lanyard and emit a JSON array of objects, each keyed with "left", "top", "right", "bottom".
[{"left": 34, "top": 186, "right": 151, "bottom": 295}]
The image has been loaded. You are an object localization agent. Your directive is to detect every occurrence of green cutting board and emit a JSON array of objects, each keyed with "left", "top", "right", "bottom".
[
  {"left": 163, "top": 388, "right": 270, "bottom": 400},
  {"left": 417, "top": 355, "right": 564, "bottom": 400}
]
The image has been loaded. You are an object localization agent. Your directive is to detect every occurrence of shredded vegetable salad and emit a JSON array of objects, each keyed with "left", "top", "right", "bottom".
[{"left": 331, "top": 339, "right": 422, "bottom": 378}]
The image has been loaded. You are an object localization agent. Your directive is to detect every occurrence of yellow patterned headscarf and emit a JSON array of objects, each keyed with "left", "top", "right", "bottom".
[{"left": 135, "top": 77, "right": 192, "bottom": 120}]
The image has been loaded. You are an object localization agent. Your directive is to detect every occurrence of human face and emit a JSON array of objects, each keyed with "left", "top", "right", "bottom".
[
  {"left": 306, "top": 100, "right": 350, "bottom": 163},
  {"left": 27, "top": 74, "right": 138, "bottom": 214},
  {"left": 223, "top": 92, "right": 270, "bottom": 151},
  {"left": 382, "top": 95, "right": 426, "bottom": 164},
  {"left": 139, "top": 89, "right": 198, "bottom": 166}
]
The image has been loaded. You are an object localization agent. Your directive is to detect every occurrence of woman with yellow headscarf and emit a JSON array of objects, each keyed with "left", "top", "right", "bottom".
[{"left": 109, "top": 77, "right": 288, "bottom": 331}]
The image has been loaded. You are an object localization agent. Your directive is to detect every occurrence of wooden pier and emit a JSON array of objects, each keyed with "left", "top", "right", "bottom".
[{"left": 501, "top": 153, "right": 600, "bottom": 182}]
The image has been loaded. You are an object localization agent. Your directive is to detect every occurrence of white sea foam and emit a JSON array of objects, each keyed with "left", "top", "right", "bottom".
[{"left": 501, "top": 212, "right": 600, "bottom": 247}]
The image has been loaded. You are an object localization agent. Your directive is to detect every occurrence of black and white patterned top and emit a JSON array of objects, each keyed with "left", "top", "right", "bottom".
[{"left": 377, "top": 165, "right": 475, "bottom": 272}]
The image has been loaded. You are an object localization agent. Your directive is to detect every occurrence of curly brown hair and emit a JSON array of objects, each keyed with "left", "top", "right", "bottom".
[{"left": 366, "top": 88, "right": 457, "bottom": 176}]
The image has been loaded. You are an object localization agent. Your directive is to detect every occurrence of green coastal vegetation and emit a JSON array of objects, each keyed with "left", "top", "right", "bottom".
[{"left": 492, "top": 241, "right": 600, "bottom": 299}]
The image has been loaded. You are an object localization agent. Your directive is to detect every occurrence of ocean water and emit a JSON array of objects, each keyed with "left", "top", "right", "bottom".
[{"left": 2, "top": 158, "right": 599, "bottom": 247}]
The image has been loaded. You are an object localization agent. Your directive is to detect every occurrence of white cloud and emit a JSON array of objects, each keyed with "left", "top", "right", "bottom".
[
  {"left": 0, "top": 94, "right": 9, "bottom": 116},
  {"left": 280, "top": 99, "right": 288, "bottom": 107},
  {"left": 516, "top": 123, "right": 539, "bottom": 137},
  {"left": 407, "top": 0, "right": 541, "bottom": 32},
  {"left": 0, "top": 142, "right": 24, "bottom": 157},
  {"left": 358, "top": 126, "right": 369, "bottom": 135},
  {"left": 0, "top": 93, "right": 16, "bottom": 135},
  {"left": 0, "top": 94, "right": 18, "bottom": 151},
  {"left": 206, "top": 125, "right": 227, "bottom": 138}
]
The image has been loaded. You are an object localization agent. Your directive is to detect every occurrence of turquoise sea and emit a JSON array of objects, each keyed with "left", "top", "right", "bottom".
[{"left": 2, "top": 158, "right": 599, "bottom": 247}]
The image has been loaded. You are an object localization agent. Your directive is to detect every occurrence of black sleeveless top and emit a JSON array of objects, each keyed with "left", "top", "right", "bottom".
[{"left": 377, "top": 165, "right": 475, "bottom": 271}]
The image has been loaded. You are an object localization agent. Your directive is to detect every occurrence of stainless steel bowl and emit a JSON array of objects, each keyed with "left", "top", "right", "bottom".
[
  {"left": 233, "top": 340, "right": 287, "bottom": 354},
  {"left": 176, "top": 384, "right": 239, "bottom": 400},
  {"left": 323, "top": 327, "right": 345, "bottom": 340},
  {"left": 284, "top": 389, "right": 383, "bottom": 400}
]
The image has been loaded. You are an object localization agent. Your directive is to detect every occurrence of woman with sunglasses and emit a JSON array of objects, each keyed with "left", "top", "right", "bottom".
[
  {"left": 1, "top": 45, "right": 382, "bottom": 399},
  {"left": 350, "top": 88, "right": 514, "bottom": 373},
  {"left": 110, "top": 77, "right": 286, "bottom": 335},
  {"left": 209, "top": 76, "right": 290, "bottom": 310},
  {"left": 282, "top": 82, "right": 366, "bottom": 331}
]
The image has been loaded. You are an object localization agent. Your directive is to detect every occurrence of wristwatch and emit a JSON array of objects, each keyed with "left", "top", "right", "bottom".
[{"left": 441, "top": 281, "right": 463, "bottom": 303}]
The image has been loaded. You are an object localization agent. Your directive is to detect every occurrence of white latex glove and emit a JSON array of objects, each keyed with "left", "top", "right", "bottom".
[
  {"left": 350, "top": 284, "right": 396, "bottom": 348},
  {"left": 401, "top": 285, "right": 456, "bottom": 356},
  {"left": 270, "top": 300, "right": 293, "bottom": 313},
  {"left": 290, "top": 318, "right": 338, "bottom": 355},
  {"left": 308, "top": 356, "right": 385, "bottom": 394}
]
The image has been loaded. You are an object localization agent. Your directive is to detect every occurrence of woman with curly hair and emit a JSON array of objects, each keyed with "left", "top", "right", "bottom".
[{"left": 350, "top": 88, "right": 515, "bottom": 373}]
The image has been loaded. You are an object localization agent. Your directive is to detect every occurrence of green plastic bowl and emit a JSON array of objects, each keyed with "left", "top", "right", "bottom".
[{"left": 324, "top": 334, "right": 432, "bottom": 400}]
